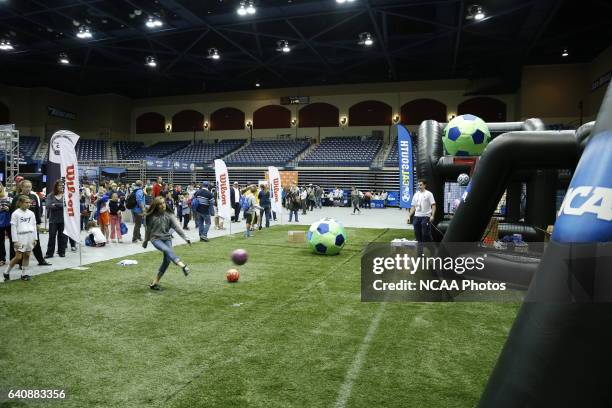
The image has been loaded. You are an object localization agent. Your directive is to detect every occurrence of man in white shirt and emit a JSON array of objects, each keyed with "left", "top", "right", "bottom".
[{"left": 409, "top": 179, "right": 436, "bottom": 253}]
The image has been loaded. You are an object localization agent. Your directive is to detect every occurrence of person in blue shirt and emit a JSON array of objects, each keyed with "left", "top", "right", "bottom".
[
  {"left": 131, "top": 180, "right": 146, "bottom": 243},
  {"left": 192, "top": 181, "right": 214, "bottom": 242}
]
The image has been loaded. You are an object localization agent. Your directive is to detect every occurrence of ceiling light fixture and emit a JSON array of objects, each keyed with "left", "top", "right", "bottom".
[
  {"left": 237, "top": 2, "right": 247, "bottom": 16},
  {"left": 145, "top": 55, "right": 157, "bottom": 67},
  {"left": 336, "top": 0, "right": 355, "bottom": 3},
  {"left": 76, "top": 25, "right": 92, "bottom": 39},
  {"left": 246, "top": 1, "right": 256, "bottom": 14},
  {"left": 146, "top": 16, "right": 163, "bottom": 28},
  {"left": 58, "top": 53, "right": 70, "bottom": 64},
  {"left": 466, "top": 4, "right": 485, "bottom": 21},
  {"left": 208, "top": 48, "right": 220, "bottom": 60},
  {"left": 562, "top": 48, "right": 569, "bottom": 57},
  {"left": 0, "top": 39, "right": 14, "bottom": 51},
  {"left": 358, "top": 32, "right": 374, "bottom": 46},
  {"left": 277, "top": 40, "right": 291, "bottom": 53}
]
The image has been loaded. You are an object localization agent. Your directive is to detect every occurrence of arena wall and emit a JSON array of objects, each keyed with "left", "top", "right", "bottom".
[{"left": 1, "top": 45, "right": 610, "bottom": 143}]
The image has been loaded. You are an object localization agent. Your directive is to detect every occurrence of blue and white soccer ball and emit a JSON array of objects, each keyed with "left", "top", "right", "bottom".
[
  {"left": 457, "top": 173, "right": 470, "bottom": 186},
  {"left": 443, "top": 114, "right": 491, "bottom": 156},
  {"left": 307, "top": 218, "right": 347, "bottom": 255}
]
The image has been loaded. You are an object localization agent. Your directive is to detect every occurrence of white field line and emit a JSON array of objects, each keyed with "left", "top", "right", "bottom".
[{"left": 334, "top": 302, "right": 387, "bottom": 408}]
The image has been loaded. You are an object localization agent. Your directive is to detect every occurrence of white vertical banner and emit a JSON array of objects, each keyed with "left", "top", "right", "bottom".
[
  {"left": 268, "top": 166, "right": 283, "bottom": 216},
  {"left": 214, "top": 159, "right": 232, "bottom": 220},
  {"left": 48, "top": 130, "right": 80, "bottom": 242}
]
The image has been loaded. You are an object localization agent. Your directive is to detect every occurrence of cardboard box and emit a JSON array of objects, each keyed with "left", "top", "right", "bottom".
[{"left": 288, "top": 231, "right": 306, "bottom": 243}]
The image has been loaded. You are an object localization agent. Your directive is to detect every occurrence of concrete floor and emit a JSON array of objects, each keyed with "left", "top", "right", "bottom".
[{"left": 1, "top": 206, "right": 411, "bottom": 280}]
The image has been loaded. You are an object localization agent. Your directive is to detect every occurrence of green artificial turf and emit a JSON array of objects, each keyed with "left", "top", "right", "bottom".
[{"left": 0, "top": 226, "right": 519, "bottom": 408}]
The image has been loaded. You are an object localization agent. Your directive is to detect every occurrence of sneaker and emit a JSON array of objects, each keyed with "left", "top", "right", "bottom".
[
  {"left": 200, "top": 237, "right": 209, "bottom": 242},
  {"left": 44, "top": 254, "right": 53, "bottom": 259},
  {"left": 59, "top": 254, "right": 66, "bottom": 258},
  {"left": 38, "top": 261, "right": 52, "bottom": 266},
  {"left": 71, "top": 246, "right": 77, "bottom": 251},
  {"left": 182, "top": 265, "right": 190, "bottom": 277},
  {"left": 21, "top": 275, "right": 31, "bottom": 281},
  {"left": 3, "top": 273, "right": 9, "bottom": 282},
  {"left": 149, "top": 283, "right": 162, "bottom": 291}
]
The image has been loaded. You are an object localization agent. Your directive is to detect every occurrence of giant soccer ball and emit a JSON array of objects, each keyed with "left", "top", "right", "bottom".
[
  {"left": 307, "top": 218, "right": 347, "bottom": 255},
  {"left": 443, "top": 114, "right": 491, "bottom": 156}
]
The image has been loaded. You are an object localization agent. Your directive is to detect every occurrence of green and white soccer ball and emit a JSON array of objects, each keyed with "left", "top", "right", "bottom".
[
  {"left": 307, "top": 218, "right": 347, "bottom": 255},
  {"left": 443, "top": 114, "right": 491, "bottom": 156}
]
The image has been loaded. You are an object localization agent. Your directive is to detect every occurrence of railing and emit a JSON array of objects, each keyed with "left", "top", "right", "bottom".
[{"left": 78, "top": 159, "right": 144, "bottom": 168}]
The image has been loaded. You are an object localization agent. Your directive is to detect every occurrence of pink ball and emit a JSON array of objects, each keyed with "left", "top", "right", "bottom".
[{"left": 231, "top": 249, "right": 248, "bottom": 266}]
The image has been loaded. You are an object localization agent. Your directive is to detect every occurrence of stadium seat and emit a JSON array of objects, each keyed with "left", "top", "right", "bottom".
[
  {"left": 164, "top": 139, "right": 246, "bottom": 164},
  {"left": 299, "top": 136, "right": 382, "bottom": 167},
  {"left": 76, "top": 139, "right": 106, "bottom": 160},
  {"left": 224, "top": 140, "right": 310, "bottom": 167}
]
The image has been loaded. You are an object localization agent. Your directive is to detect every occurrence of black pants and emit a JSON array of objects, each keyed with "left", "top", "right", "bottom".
[
  {"left": 132, "top": 212, "right": 143, "bottom": 241},
  {"left": 0, "top": 226, "right": 10, "bottom": 262},
  {"left": 47, "top": 222, "right": 68, "bottom": 256},
  {"left": 80, "top": 215, "right": 88, "bottom": 230},
  {"left": 183, "top": 213, "right": 190, "bottom": 229},
  {"left": 259, "top": 205, "right": 271, "bottom": 228},
  {"left": 10, "top": 229, "right": 45, "bottom": 264},
  {"left": 353, "top": 202, "right": 360, "bottom": 213},
  {"left": 232, "top": 203, "right": 241, "bottom": 222}
]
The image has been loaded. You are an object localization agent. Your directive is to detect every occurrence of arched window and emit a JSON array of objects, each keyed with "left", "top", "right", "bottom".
[
  {"left": 172, "top": 110, "right": 204, "bottom": 132},
  {"left": 348, "top": 100, "right": 392, "bottom": 126},
  {"left": 298, "top": 103, "right": 339, "bottom": 127},
  {"left": 210, "top": 107, "right": 245, "bottom": 131},
  {"left": 253, "top": 105, "right": 291, "bottom": 129},
  {"left": 136, "top": 112, "right": 165, "bottom": 134},
  {"left": 401, "top": 99, "right": 447, "bottom": 124},
  {"left": 0, "top": 101, "right": 9, "bottom": 124},
  {"left": 458, "top": 97, "right": 507, "bottom": 122}
]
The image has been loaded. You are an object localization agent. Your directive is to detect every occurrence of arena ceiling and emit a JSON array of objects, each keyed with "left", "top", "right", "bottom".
[{"left": 0, "top": 0, "right": 610, "bottom": 98}]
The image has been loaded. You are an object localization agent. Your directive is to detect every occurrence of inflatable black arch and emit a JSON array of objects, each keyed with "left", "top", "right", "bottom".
[{"left": 415, "top": 118, "right": 587, "bottom": 242}]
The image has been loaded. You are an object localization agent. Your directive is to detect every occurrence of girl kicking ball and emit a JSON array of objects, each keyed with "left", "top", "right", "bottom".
[
  {"left": 143, "top": 196, "right": 192, "bottom": 291},
  {"left": 4, "top": 195, "right": 37, "bottom": 282}
]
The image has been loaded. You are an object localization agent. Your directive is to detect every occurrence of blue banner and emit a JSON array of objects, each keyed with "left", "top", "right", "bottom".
[{"left": 397, "top": 125, "right": 414, "bottom": 208}]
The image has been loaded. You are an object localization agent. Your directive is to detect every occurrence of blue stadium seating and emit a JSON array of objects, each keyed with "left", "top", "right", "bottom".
[
  {"left": 299, "top": 136, "right": 382, "bottom": 167},
  {"left": 19, "top": 136, "right": 40, "bottom": 159},
  {"left": 76, "top": 139, "right": 106, "bottom": 160},
  {"left": 384, "top": 142, "right": 398, "bottom": 167},
  {"left": 115, "top": 141, "right": 144, "bottom": 159},
  {"left": 224, "top": 140, "right": 310, "bottom": 167},
  {"left": 124, "top": 141, "right": 190, "bottom": 160},
  {"left": 165, "top": 139, "right": 246, "bottom": 164}
]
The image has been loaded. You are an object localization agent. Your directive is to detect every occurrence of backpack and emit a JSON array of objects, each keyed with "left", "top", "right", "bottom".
[
  {"left": 193, "top": 192, "right": 211, "bottom": 214},
  {"left": 240, "top": 195, "right": 252, "bottom": 212},
  {"left": 125, "top": 189, "right": 138, "bottom": 210}
]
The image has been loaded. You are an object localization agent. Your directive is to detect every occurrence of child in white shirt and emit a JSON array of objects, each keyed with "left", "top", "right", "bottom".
[
  {"left": 86, "top": 221, "right": 107, "bottom": 247},
  {"left": 4, "top": 195, "right": 37, "bottom": 281}
]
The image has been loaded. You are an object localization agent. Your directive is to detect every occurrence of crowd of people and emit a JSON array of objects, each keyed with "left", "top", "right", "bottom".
[{"left": 2, "top": 173, "right": 394, "bottom": 282}]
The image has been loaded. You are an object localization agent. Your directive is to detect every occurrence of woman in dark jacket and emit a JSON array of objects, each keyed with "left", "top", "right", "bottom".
[{"left": 46, "top": 180, "right": 68, "bottom": 258}]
